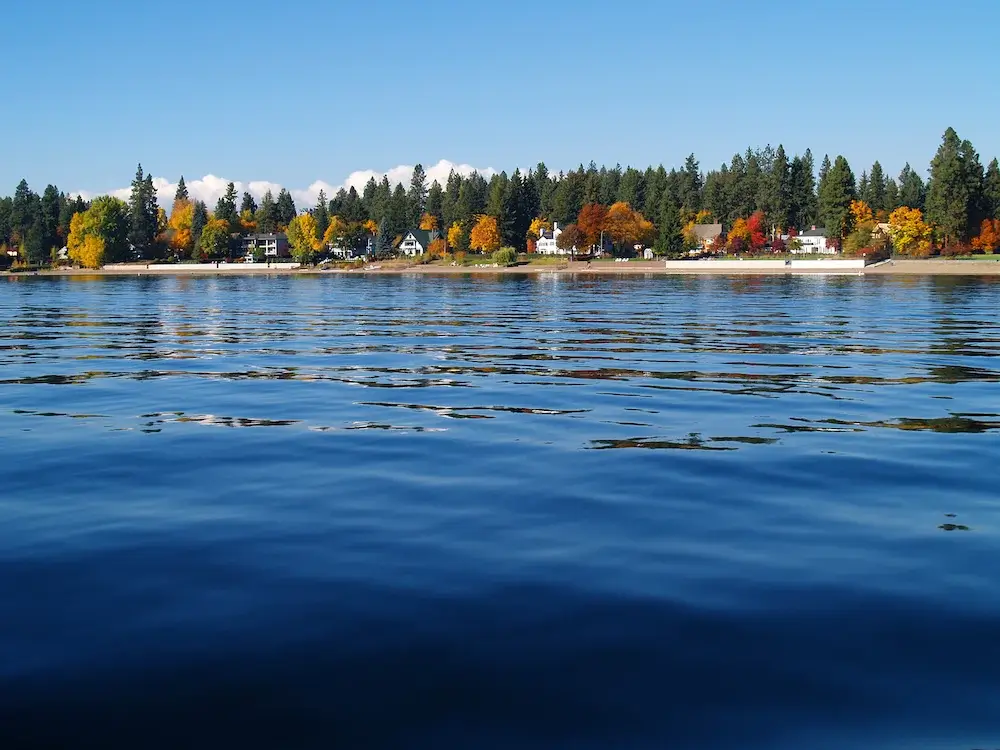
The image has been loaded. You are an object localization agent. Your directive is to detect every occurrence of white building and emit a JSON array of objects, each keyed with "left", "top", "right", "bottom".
[
  {"left": 397, "top": 229, "right": 437, "bottom": 256},
  {"left": 536, "top": 222, "right": 575, "bottom": 255},
  {"left": 793, "top": 227, "right": 835, "bottom": 254}
]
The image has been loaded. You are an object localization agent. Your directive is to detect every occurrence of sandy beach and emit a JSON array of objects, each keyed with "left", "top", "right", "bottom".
[{"left": 7, "top": 258, "right": 1000, "bottom": 277}]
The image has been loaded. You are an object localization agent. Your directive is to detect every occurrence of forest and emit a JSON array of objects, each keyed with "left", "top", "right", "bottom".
[{"left": 2, "top": 127, "right": 999, "bottom": 268}]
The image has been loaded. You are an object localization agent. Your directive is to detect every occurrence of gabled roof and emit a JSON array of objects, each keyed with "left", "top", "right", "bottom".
[
  {"left": 799, "top": 228, "right": 828, "bottom": 237},
  {"left": 397, "top": 228, "right": 435, "bottom": 249},
  {"left": 692, "top": 223, "right": 722, "bottom": 240}
]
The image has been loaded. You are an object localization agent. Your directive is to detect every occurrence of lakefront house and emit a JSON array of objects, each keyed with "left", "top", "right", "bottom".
[
  {"left": 792, "top": 227, "right": 834, "bottom": 254},
  {"left": 396, "top": 229, "right": 438, "bottom": 256},
  {"left": 536, "top": 222, "right": 577, "bottom": 255},
  {"left": 241, "top": 233, "right": 290, "bottom": 260}
]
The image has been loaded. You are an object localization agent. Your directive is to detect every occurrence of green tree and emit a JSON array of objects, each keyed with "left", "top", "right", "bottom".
[
  {"left": 867, "top": 161, "right": 888, "bottom": 213},
  {"left": 174, "top": 176, "right": 189, "bottom": 203},
  {"left": 884, "top": 178, "right": 900, "bottom": 212},
  {"left": 40, "top": 184, "right": 62, "bottom": 255},
  {"left": 898, "top": 163, "right": 926, "bottom": 210},
  {"left": 0, "top": 196, "right": 13, "bottom": 249},
  {"left": 985, "top": 158, "right": 1000, "bottom": 219},
  {"left": 386, "top": 183, "right": 408, "bottom": 238},
  {"left": 425, "top": 180, "right": 444, "bottom": 230},
  {"left": 240, "top": 191, "right": 257, "bottom": 216},
  {"left": 788, "top": 150, "right": 817, "bottom": 229},
  {"left": 654, "top": 196, "right": 684, "bottom": 257},
  {"left": 255, "top": 190, "right": 277, "bottom": 233},
  {"left": 441, "top": 170, "right": 462, "bottom": 229},
  {"left": 926, "top": 127, "right": 978, "bottom": 246},
  {"left": 276, "top": 188, "right": 297, "bottom": 227},
  {"left": 312, "top": 189, "right": 329, "bottom": 239},
  {"left": 818, "top": 155, "right": 856, "bottom": 238},
  {"left": 407, "top": 163, "right": 427, "bottom": 227},
  {"left": 191, "top": 200, "right": 208, "bottom": 253},
  {"left": 128, "top": 165, "right": 159, "bottom": 259},
  {"left": 198, "top": 218, "right": 231, "bottom": 259},
  {"left": 11, "top": 179, "right": 39, "bottom": 247},
  {"left": 70, "top": 195, "right": 130, "bottom": 265},
  {"left": 214, "top": 181, "right": 238, "bottom": 231},
  {"left": 764, "top": 145, "right": 792, "bottom": 231}
]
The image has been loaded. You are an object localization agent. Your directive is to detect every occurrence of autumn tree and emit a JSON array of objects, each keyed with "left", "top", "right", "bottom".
[
  {"left": 603, "top": 202, "right": 653, "bottom": 253},
  {"left": 447, "top": 221, "right": 464, "bottom": 251},
  {"left": 286, "top": 213, "right": 321, "bottom": 263},
  {"left": 469, "top": 214, "right": 501, "bottom": 253},
  {"left": 850, "top": 200, "right": 874, "bottom": 229},
  {"left": 971, "top": 219, "right": 1000, "bottom": 253},
  {"left": 168, "top": 200, "right": 195, "bottom": 256},
  {"left": 67, "top": 196, "right": 130, "bottom": 268},
  {"left": 556, "top": 223, "right": 584, "bottom": 257},
  {"left": 427, "top": 238, "right": 447, "bottom": 257},
  {"left": 527, "top": 217, "right": 551, "bottom": 241},
  {"left": 576, "top": 203, "right": 608, "bottom": 250},
  {"left": 888, "top": 206, "right": 933, "bottom": 257},
  {"left": 419, "top": 213, "right": 438, "bottom": 231}
]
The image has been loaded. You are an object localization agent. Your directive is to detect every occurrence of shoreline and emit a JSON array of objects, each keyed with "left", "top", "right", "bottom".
[{"left": 6, "top": 259, "right": 1000, "bottom": 277}]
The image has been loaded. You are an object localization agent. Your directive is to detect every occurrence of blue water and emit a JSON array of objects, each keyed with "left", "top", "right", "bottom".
[{"left": 2, "top": 273, "right": 999, "bottom": 749}]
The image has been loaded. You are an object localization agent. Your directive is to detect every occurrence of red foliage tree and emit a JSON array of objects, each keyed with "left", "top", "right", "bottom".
[{"left": 576, "top": 204, "right": 608, "bottom": 249}]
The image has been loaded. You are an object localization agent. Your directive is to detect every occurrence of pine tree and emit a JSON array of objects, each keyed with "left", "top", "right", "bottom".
[
  {"left": 276, "top": 189, "right": 297, "bottom": 227},
  {"left": 654, "top": 196, "right": 684, "bottom": 257},
  {"left": 256, "top": 191, "right": 277, "bottom": 234},
  {"left": 818, "top": 155, "right": 856, "bottom": 238},
  {"left": 240, "top": 192, "right": 257, "bottom": 216},
  {"left": 214, "top": 182, "right": 238, "bottom": 230},
  {"left": 312, "top": 190, "right": 329, "bottom": 239},
  {"left": 984, "top": 158, "right": 1000, "bottom": 219},
  {"left": 191, "top": 200, "right": 208, "bottom": 253},
  {"left": 926, "top": 127, "right": 977, "bottom": 246},
  {"left": 857, "top": 172, "right": 870, "bottom": 207},
  {"left": 128, "top": 164, "right": 159, "bottom": 259},
  {"left": 374, "top": 217, "right": 393, "bottom": 255},
  {"left": 680, "top": 154, "right": 702, "bottom": 213},
  {"left": 442, "top": 170, "right": 461, "bottom": 229},
  {"left": 40, "top": 185, "right": 61, "bottom": 255},
  {"left": 425, "top": 180, "right": 444, "bottom": 229},
  {"left": 11, "top": 179, "right": 38, "bottom": 244},
  {"left": 407, "top": 164, "right": 427, "bottom": 227},
  {"left": 387, "top": 184, "right": 408, "bottom": 239},
  {"left": 898, "top": 164, "right": 926, "bottom": 210},
  {"left": 174, "top": 176, "right": 189, "bottom": 204},
  {"left": 765, "top": 145, "right": 791, "bottom": 231},
  {"left": 885, "top": 179, "right": 900, "bottom": 212},
  {"left": 342, "top": 186, "right": 365, "bottom": 223},
  {"left": 868, "top": 161, "right": 888, "bottom": 213}
]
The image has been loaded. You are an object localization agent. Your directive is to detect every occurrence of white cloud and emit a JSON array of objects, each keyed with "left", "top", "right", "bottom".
[{"left": 71, "top": 159, "right": 497, "bottom": 214}]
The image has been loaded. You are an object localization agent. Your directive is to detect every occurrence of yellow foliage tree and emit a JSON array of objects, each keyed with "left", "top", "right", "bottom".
[
  {"left": 168, "top": 201, "right": 195, "bottom": 255},
  {"left": 286, "top": 213, "right": 321, "bottom": 262},
  {"left": 693, "top": 209, "right": 714, "bottom": 225},
  {"left": 469, "top": 215, "right": 500, "bottom": 253},
  {"left": 850, "top": 200, "right": 874, "bottom": 230},
  {"left": 727, "top": 217, "right": 750, "bottom": 243},
  {"left": 447, "top": 221, "right": 464, "bottom": 250},
  {"left": 528, "top": 217, "right": 551, "bottom": 240},
  {"left": 323, "top": 215, "right": 347, "bottom": 246},
  {"left": 888, "top": 206, "right": 933, "bottom": 257},
  {"left": 240, "top": 209, "right": 257, "bottom": 234},
  {"left": 363, "top": 219, "right": 379, "bottom": 235},
  {"left": 419, "top": 213, "right": 438, "bottom": 231}
]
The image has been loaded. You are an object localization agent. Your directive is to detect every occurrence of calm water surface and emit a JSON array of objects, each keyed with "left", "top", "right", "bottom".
[{"left": 1, "top": 273, "right": 999, "bottom": 749}]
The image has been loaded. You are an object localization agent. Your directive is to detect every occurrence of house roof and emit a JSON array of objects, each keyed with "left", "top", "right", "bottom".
[
  {"left": 397, "top": 228, "right": 435, "bottom": 248},
  {"left": 692, "top": 223, "right": 722, "bottom": 240},
  {"left": 799, "top": 228, "right": 827, "bottom": 237}
]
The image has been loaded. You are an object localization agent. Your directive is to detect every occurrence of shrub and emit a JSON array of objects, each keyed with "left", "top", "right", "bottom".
[{"left": 492, "top": 247, "right": 518, "bottom": 266}]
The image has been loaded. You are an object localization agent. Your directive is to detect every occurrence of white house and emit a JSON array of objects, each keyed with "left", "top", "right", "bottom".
[
  {"left": 397, "top": 229, "right": 437, "bottom": 256},
  {"left": 792, "top": 227, "right": 835, "bottom": 254},
  {"left": 536, "top": 222, "right": 576, "bottom": 255}
]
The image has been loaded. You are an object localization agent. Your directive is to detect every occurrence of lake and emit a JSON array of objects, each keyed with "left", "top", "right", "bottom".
[{"left": 1, "top": 273, "right": 999, "bottom": 749}]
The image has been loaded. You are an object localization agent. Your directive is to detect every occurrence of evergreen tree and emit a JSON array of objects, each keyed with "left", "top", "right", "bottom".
[
  {"left": 764, "top": 145, "right": 791, "bottom": 230},
  {"left": 276, "top": 189, "right": 297, "bottom": 227},
  {"left": 984, "top": 158, "right": 1000, "bottom": 219},
  {"left": 898, "top": 163, "right": 926, "bottom": 210},
  {"left": 551, "top": 171, "right": 584, "bottom": 225},
  {"left": 520, "top": 172, "right": 540, "bottom": 226},
  {"left": 532, "top": 162, "right": 553, "bottom": 217},
  {"left": 191, "top": 200, "right": 208, "bottom": 252},
  {"left": 504, "top": 169, "right": 529, "bottom": 248},
  {"left": 387, "top": 184, "right": 408, "bottom": 238},
  {"left": 11, "top": 179, "right": 38, "bottom": 244},
  {"left": 174, "top": 176, "right": 189, "bottom": 204},
  {"left": 214, "top": 182, "right": 238, "bottom": 230},
  {"left": 926, "top": 127, "right": 978, "bottom": 245},
  {"left": 240, "top": 191, "right": 257, "bottom": 216},
  {"left": 868, "top": 161, "right": 888, "bottom": 213},
  {"left": 59, "top": 192, "right": 82, "bottom": 244},
  {"left": 857, "top": 172, "right": 870, "bottom": 207},
  {"left": 442, "top": 170, "right": 462, "bottom": 229},
  {"left": 454, "top": 180, "right": 476, "bottom": 227},
  {"left": 702, "top": 167, "right": 731, "bottom": 225},
  {"left": 486, "top": 172, "right": 508, "bottom": 219},
  {"left": 407, "top": 163, "right": 428, "bottom": 227},
  {"left": 342, "top": 186, "right": 365, "bottom": 223},
  {"left": 312, "top": 190, "right": 329, "bottom": 238},
  {"left": 818, "top": 155, "right": 856, "bottom": 238},
  {"left": 128, "top": 164, "right": 159, "bottom": 259},
  {"left": 654, "top": 196, "right": 684, "bottom": 257},
  {"left": 256, "top": 191, "right": 278, "bottom": 234},
  {"left": 25, "top": 214, "right": 47, "bottom": 264},
  {"left": 679, "top": 154, "right": 702, "bottom": 213},
  {"left": 0, "top": 197, "right": 11, "bottom": 248},
  {"left": 598, "top": 165, "right": 621, "bottom": 205},
  {"left": 40, "top": 185, "right": 62, "bottom": 254},
  {"left": 374, "top": 217, "right": 393, "bottom": 255},
  {"left": 884, "top": 179, "right": 900, "bottom": 212},
  {"left": 582, "top": 164, "right": 601, "bottom": 206},
  {"left": 361, "top": 177, "right": 378, "bottom": 220}
]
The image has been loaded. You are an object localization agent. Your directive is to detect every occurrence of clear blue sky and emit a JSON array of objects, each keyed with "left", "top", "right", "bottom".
[{"left": 4, "top": 0, "right": 998, "bottom": 195}]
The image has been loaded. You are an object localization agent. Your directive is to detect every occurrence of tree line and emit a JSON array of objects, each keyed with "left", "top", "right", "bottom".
[{"left": 3, "top": 127, "right": 999, "bottom": 268}]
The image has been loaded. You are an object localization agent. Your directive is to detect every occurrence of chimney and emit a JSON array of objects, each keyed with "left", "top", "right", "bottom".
[
  {"left": 553, "top": 221, "right": 559, "bottom": 233},
  {"left": 811, "top": 225, "right": 817, "bottom": 231}
]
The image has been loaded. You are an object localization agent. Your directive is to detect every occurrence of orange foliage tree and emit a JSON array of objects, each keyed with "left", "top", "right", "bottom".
[
  {"left": 850, "top": 200, "right": 874, "bottom": 229},
  {"left": 972, "top": 218, "right": 1000, "bottom": 253},
  {"left": 168, "top": 200, "right": 194, "bottom": 256},
  {"left": 427, "top": 238, "right": 447, "bottom": 257},
  {"left": 603, "top": 202, "right": 653, "bottom": 252},
  {"left": 419, "top": 213, "right": 438, "bottom": 231},
  {"left": 469, "top": 215, "right": 500, "bottom": 253},
  {"left": 576, "top": 203, "right": 608, "bottom": 249}
]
